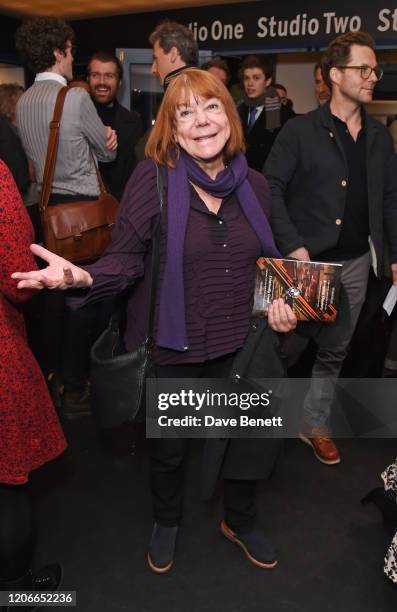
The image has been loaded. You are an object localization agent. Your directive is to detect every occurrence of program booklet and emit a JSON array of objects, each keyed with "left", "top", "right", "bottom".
[{"left": 253, "top": 257, "right": 343, "bottom": 322}]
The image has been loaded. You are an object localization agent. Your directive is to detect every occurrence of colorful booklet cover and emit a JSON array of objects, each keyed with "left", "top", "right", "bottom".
[{"left": 253, "top": 258, "right": 343, "bottom": 322}]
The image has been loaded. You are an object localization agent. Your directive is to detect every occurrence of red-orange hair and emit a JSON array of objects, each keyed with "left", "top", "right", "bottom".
[{"left": 145, "top": 67, "right": 245, "bottom": 167}]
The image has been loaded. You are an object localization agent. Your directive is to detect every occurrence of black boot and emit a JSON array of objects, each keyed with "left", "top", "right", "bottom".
[
  {"left": 0, "top": 563, "right": 62, "bottom": 612},
  {"left": 362, "top": 487, "right": 397, "bottom": 533},
  {"left": 148, "top": 524, "right": 178, "bottom": 573}
]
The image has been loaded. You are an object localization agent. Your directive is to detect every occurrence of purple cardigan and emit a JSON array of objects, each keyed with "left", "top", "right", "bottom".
[{"left": 83, "top": 159, "right": 274, "bottom": 365}]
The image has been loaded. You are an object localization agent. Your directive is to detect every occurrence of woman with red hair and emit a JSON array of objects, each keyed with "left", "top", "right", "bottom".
[{"left": 12, "top": 69, "right": 296, "bottom": 574}]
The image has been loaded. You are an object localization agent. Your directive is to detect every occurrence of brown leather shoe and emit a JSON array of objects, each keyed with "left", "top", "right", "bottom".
[
  {"left": 299, "top": 429, "right": 341, "bottom": 465},
  {"left": 62, "top": 384, "right": 91, "bottom": 419},
  {"left": 220, "top": 521, "right": 278, "bottom": 569}
]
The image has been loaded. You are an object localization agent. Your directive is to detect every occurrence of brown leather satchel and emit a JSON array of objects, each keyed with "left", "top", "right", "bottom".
[{"left": 39, "top": 86, "right": 118, "bottom": 263}]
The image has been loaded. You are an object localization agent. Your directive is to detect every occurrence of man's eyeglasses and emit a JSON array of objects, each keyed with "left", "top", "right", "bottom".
[{"left": 337, "top": 64, "right": 383, "bottom": 80}]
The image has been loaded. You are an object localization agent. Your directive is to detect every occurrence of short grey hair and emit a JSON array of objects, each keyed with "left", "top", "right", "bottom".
[{"left": 149, "top": 21, "right": 198, "bottom": 66}]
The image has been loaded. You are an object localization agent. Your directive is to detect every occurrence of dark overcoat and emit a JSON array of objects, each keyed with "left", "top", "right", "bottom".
[
  {"left": 0, "top": 114, "right": 29, "bottom": 194},
  {"left": 238, "top": 103, "right": 294, "bottom": 172},
  {"left": 201, "top": 317, "right": 285, "bottom": 499},
  {"left": 265, "top": 102, "right": 397, "bottom": 272},
  {"left": 99, "top": 100, "right": 143, "bottom": 201}
]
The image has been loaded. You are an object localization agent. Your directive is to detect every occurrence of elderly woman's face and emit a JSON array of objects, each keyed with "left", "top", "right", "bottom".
[{"left": 174, "top": 94, "right": 230, "bottom": 169}]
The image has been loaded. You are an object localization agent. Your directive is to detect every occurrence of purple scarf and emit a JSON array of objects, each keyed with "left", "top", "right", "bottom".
[{"left": 156, "top": 151, "right": 281, "bottom": 351}]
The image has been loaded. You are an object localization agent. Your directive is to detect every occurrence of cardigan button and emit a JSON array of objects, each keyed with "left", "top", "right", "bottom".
[
  {"left": 341, "top": 179, "right": 347, "bottom": 187},
  {"left": 329, "top": 131, "right": 334, "bottom": 138},
  {"left": 335, "top": 218, "right": 342, "bottom": 226}
]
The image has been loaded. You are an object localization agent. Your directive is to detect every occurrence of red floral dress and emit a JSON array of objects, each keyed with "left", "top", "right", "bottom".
[{"left": 0, "top": 160, "right": 66, "bottom": 485}]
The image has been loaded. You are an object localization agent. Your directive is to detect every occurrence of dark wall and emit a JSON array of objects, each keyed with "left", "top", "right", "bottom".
[
  {"left": 0, "top": 15, "right": 21, "bottom": 61},
  {"left": 71, "top": 0, "right": 397, "bottom": 55},
  {"left": 72, "top": 12, "right": 168, "bottom": 55},
  {"left": 0, "top": 10, "right": 168, "bottom": 66},
  {"left": 3, "top": 0, "right": 397, "bottom": 65}
]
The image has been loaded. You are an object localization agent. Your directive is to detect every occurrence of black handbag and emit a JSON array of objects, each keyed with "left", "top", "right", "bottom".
[{"left": 90, "top": 165, "right": 164, "bottom": 428}]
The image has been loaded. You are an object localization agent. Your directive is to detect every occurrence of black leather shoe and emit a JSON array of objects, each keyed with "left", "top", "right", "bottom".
[
  {"left": 32, "top": 563, "right": 63, "bottom": 593},
  {"left": 220, "top": 520, "right": 278, "bottom": 568},
  {"left": 147, "top": 523, "right": 178, "bottom": 573},
  {"left": 362, "top": 487, "right": 397, "bottom": 533},
  {"left": 0, "top": 563, "right": 63, "bottom": 611}
]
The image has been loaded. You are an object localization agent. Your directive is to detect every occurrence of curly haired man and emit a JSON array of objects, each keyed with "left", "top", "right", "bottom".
[{"left": 15, "top": 17, "right": 117, "bottom": 417}]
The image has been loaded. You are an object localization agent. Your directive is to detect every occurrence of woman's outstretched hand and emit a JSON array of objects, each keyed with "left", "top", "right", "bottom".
[
  {"left": 11, "top": 244, "right": 93, "bottom": 291},
  {"left": 268, "top": 298, "right": 297, "bottom": 333}
]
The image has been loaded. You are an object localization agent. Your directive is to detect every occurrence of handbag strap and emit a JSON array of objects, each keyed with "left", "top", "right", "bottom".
[
  {"left": 107, "top": 164, "right": 164, "bottom": 344},
  {"left": 40, "top": 86, "right": 107, "bottom": 213},
  {"left": 145, "top": 165, "right": 165, "bottom": 346}
]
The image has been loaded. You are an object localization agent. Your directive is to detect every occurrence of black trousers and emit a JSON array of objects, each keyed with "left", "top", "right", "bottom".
[
  {"left": 0, "top": 485, "right": 34, "bottom": 583},
  {"left": 34, "top": 192, "right": 111, "bottom": 390},
  {"left": 37, "top": 292, "right": 113, "bottom": 392},
  {"left": 149, "top": 354, "right": 257, "bottom": 533}
]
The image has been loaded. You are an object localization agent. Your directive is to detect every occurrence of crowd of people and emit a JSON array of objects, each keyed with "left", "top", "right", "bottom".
[{"left": 0, "top": 14, "right": 396, "bottom": 606}]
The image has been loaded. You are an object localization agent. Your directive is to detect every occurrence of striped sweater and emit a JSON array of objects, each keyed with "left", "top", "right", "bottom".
[{"left": 16, "top": 79, "right": 116, "bottom": 196}]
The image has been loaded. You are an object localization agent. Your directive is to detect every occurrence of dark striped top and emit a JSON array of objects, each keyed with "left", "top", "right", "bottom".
[{"left": 84, "top": 159, "right": 272, "bottom": 365}]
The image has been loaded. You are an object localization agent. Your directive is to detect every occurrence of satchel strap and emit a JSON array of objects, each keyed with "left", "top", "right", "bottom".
[
  {"left": 40, "top": 86, "right": 108, "bottom": 214},
  {"left": 40, "top": 86, "right": 68, "bottom": 213},
  {"left": 146, "top": 165, "right": 165, "bottom": 346}
]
